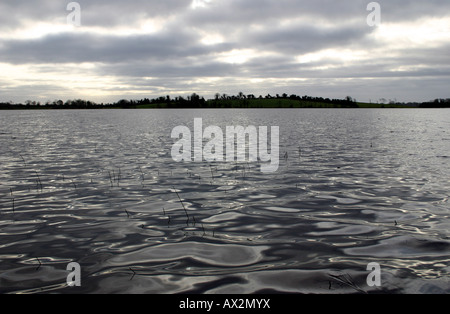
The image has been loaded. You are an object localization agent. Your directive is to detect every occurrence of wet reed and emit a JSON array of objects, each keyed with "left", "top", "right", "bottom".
[{"left": 172, "top": 186, "right": 189, "bottom": 224}]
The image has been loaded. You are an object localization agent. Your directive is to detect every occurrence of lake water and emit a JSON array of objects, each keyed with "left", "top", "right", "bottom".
[{"left": 0, "top": 109, "right": 449, "bottom": 294}]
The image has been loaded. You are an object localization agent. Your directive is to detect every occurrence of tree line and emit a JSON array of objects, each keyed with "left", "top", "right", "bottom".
[
  {"left": 0, "top": 93, "right": 358, "bottom": 109},
  {"left": 418, "top": 98, "right": 450, "bottom": 108},
  {"left": 1, "top": 93, "right": 449, "bottom": 109}
]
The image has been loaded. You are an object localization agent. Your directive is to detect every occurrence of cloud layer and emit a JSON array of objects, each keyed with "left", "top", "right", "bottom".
[{"left": 1, "top": 0, "right": 449, "bottom": 103}]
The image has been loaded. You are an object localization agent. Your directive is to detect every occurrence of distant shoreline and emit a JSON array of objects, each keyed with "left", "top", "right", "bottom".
[{"left": 1, "top": 94, "right": 449, "bottom": 110}]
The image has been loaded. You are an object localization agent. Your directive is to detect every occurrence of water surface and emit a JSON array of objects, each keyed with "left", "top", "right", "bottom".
[{"left": 0, "top": 109, "right": 449, "bottom": 294}]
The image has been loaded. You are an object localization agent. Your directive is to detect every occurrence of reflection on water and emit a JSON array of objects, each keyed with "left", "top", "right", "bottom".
[{"left": 0, "top": 109, "right": 449, "bottom": 294}]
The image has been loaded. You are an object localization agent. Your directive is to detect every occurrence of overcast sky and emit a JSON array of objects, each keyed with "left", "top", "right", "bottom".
[{"left": 0, "top": 0, "right": 449, "bottom": 103}]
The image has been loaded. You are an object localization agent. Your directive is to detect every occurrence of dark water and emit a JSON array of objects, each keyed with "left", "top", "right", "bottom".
[{"left": 0, "top": 109, "right": 449, "bottom": 294}]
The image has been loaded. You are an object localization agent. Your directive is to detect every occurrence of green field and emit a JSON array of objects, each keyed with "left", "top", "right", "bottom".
[
  {"left": 134, "top": 98, "right": 411, "bottom": 109},
  {"left": 356, "top": 102, "right": 412, "bottom": 109}
]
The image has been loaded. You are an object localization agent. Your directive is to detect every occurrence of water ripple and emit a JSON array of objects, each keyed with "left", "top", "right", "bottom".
[{"left": 1, "top": 109, "right": 449, "bottom": 294}]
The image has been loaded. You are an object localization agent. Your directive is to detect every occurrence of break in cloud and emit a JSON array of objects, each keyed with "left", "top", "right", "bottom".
[{"left": 0, "top": 0, "right": 449, "bottom": 103}]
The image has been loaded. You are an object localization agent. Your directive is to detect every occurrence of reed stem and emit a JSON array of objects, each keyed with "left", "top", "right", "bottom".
[{"left": 173, "top": 186, "right": 189, "bottom": 224}]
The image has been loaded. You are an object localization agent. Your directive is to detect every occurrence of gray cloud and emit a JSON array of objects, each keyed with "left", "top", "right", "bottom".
[
  {"left": 0, "top": 0, "right": 449, "bottom": 103},
  {"left": 243, "top": 23, "right": 372, "bottom": 54},
  {"left": 1, "top": 31, "right": 211, "bottom": 64}
]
